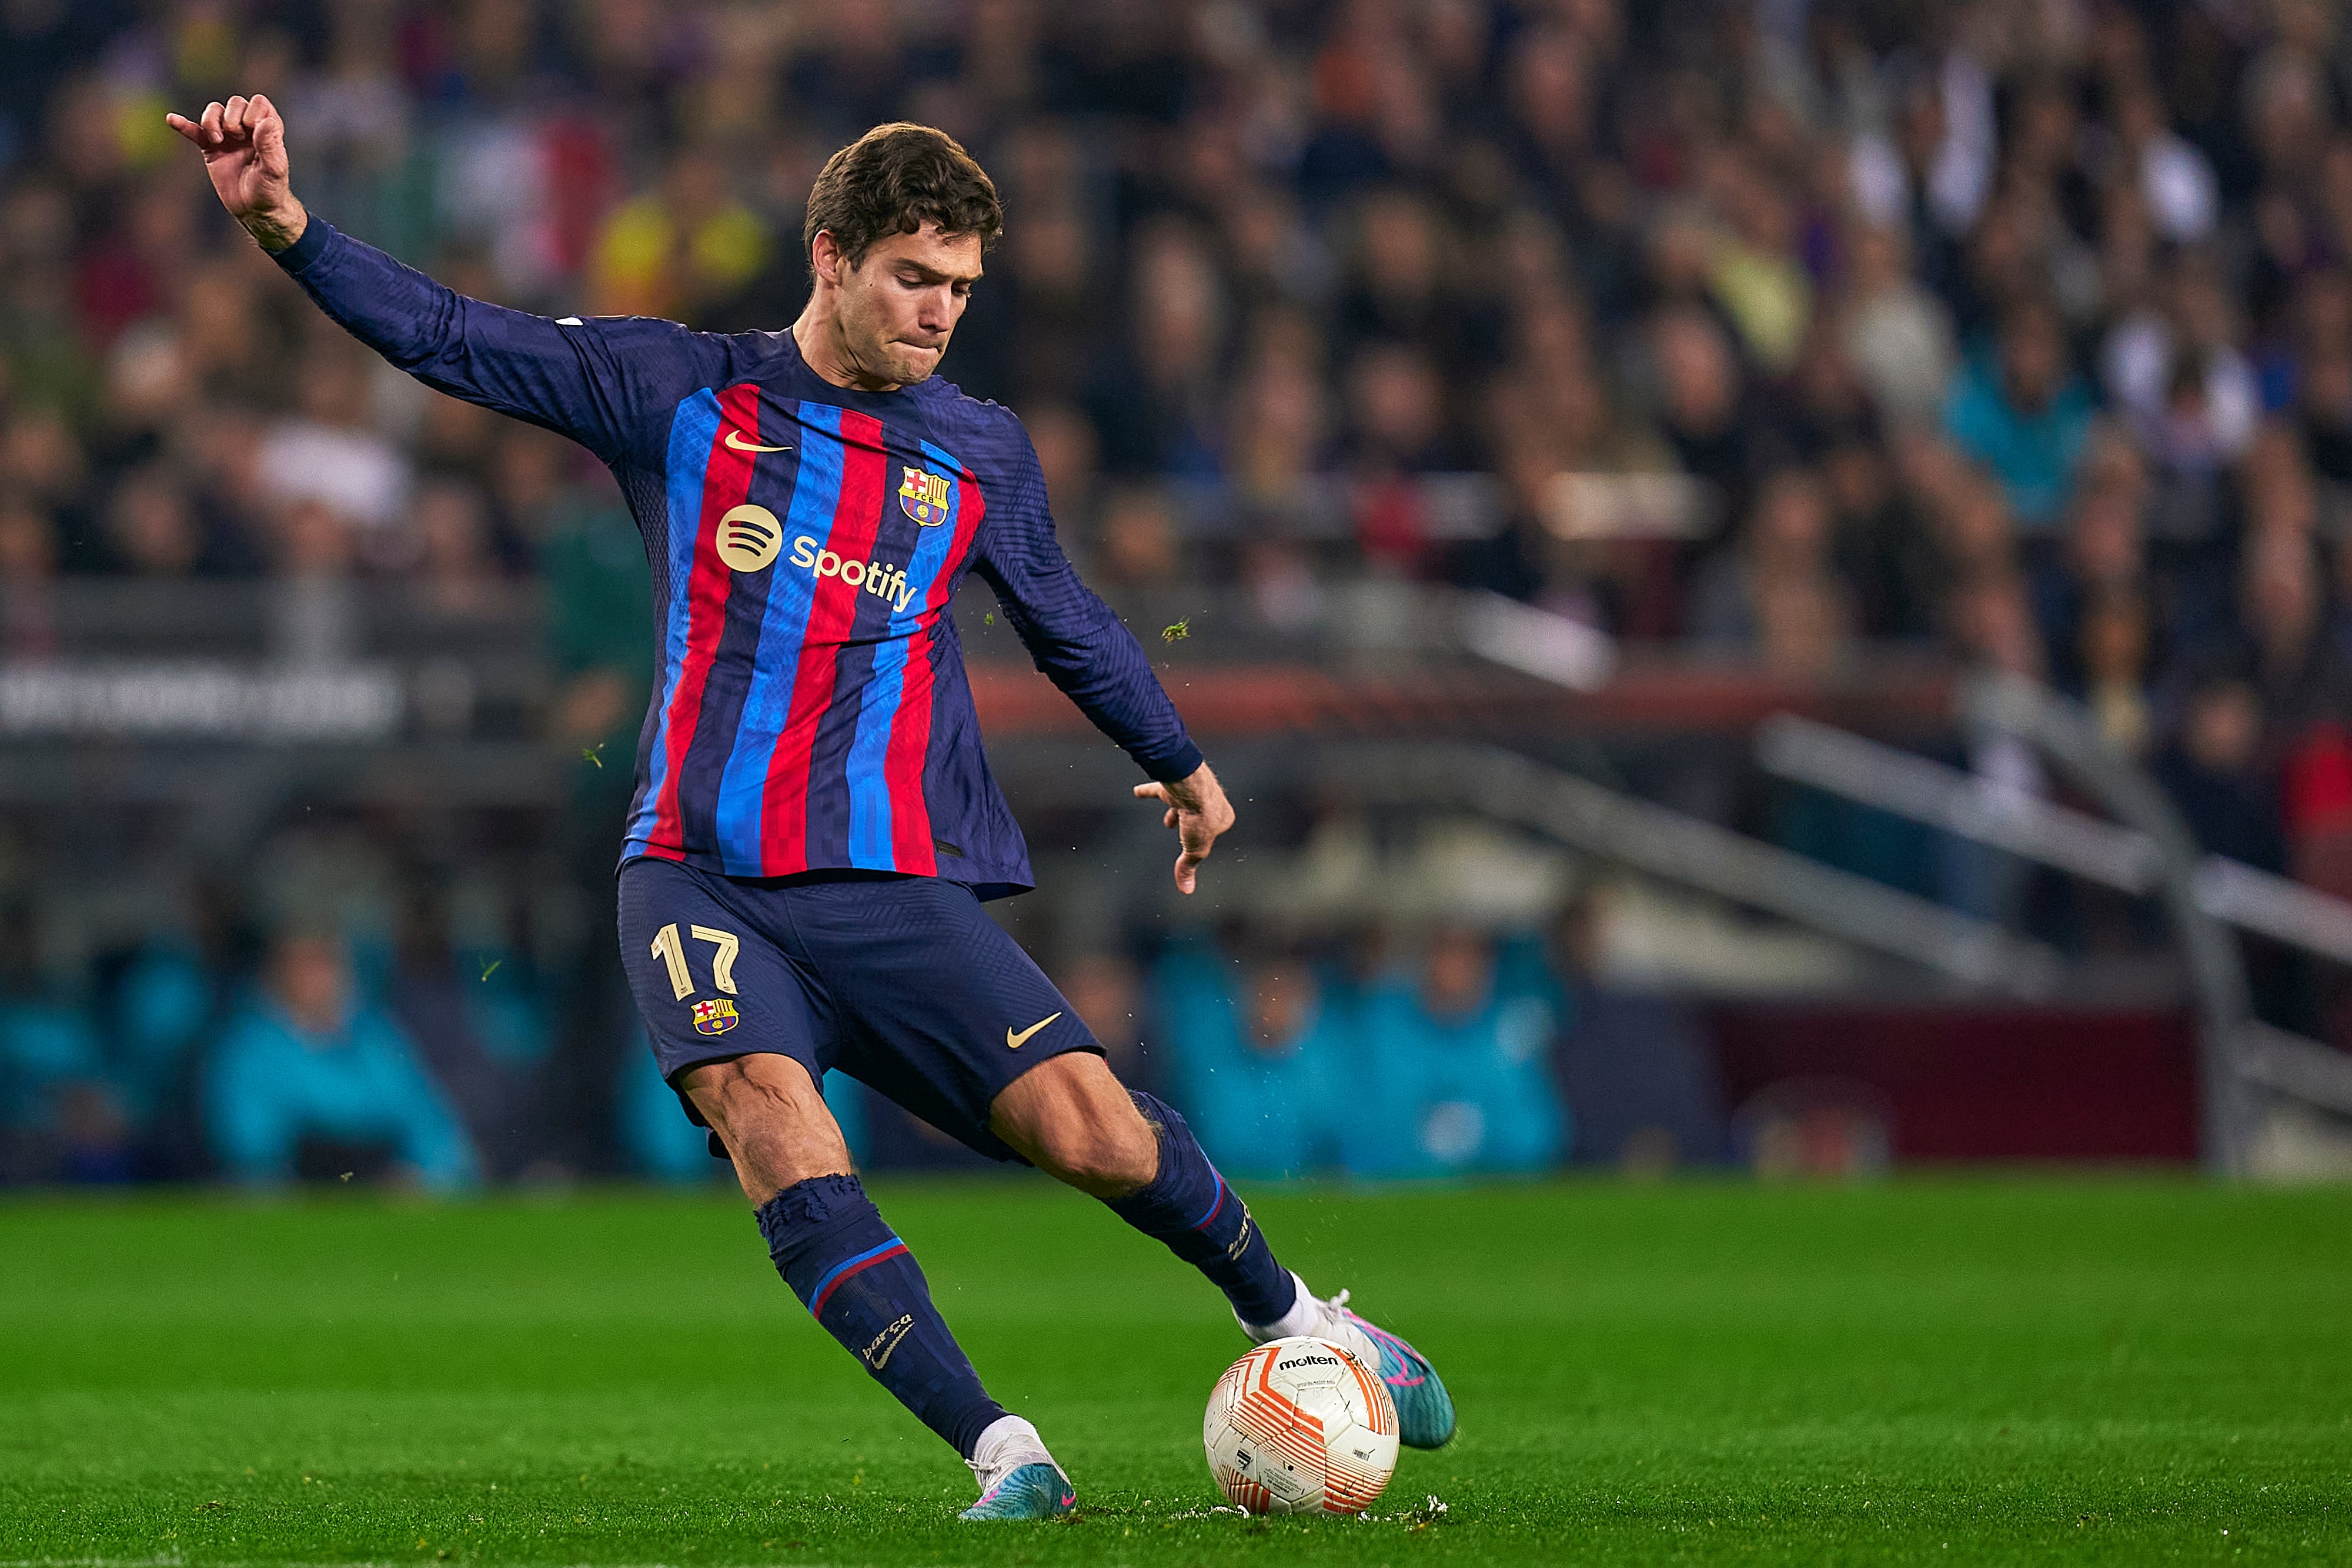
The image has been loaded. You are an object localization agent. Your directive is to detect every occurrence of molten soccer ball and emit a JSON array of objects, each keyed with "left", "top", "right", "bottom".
[{"left": 1204, "top": 1335, "right": 1399, "bottom": 1516}]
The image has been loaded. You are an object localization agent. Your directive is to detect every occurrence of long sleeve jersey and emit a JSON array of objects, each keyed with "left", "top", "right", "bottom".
[{"left": 270, "top": 220, "right": 1202, "bottom": 897}]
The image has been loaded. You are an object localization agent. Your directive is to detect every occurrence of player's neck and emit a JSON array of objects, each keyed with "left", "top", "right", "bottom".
[{"left": 791, "top": 304, "right": 905, "bottom": 395}]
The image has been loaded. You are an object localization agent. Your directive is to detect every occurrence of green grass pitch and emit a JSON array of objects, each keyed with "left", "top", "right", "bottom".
[{"left": 3, "top": 1178, "right": 2348, "bottom": 1566}]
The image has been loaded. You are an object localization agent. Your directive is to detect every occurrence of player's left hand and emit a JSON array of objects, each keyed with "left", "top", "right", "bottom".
[{"left": 1133, "top": 761, "right": 1234, "bottom": 895}]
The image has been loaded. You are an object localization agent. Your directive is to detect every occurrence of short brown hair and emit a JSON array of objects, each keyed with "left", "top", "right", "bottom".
[{"left": 803, "top": 123, "right": 1003, "bottom": 272}]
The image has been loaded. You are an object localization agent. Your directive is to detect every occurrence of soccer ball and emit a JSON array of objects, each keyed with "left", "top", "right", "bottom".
[{"left": 1204, "top": 1335, "right": 1399, "bottom": 1516}]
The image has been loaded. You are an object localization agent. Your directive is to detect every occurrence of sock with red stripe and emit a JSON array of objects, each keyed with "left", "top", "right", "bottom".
[
  {"left": 754, "top": 1174, "right": 1006, "bottom": 1458},
  {"left": 1105, "top": 1091, "right": 1297, "bottom": 1325}
]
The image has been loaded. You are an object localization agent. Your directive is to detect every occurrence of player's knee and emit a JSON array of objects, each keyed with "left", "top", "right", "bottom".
[
  {"left": 991, "top": 1052, "right": 1160, "bottom": 1196},
  {"left": 1038, "top": 1100, "right": 1157, "bottom": 1198},
  {"left": 1046, "top": 1127, "right": 1155, "bottom": 1198},
  {"left": 683, "top": 1055, "right": 828, "bottom": 1142}
]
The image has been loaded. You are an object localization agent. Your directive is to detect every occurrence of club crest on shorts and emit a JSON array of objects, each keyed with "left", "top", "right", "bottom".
[
  {"left": 898, "top": 466, "right": 951, "bottom": 526},
  {"left": 691, "top": 997, "right": 739, "bottom": 1035}
]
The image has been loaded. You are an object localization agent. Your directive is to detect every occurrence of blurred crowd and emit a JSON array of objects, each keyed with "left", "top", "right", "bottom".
[
  {"left": 0, "top": 884, "right": 1742, "bottom": 1185},
  {"left": 11, "top": 0, "right": 2352, "bottom": 1178},
  {"left": 0, "top": 0, "right": 2347, "bottom": 862}
]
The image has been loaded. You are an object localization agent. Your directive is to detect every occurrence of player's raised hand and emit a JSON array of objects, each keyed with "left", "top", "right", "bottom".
[
  {"left": 1133, "top": 761, "right": 1235, "bottom": 895},
  {"left": 165, "top": 94, "right": 307, "bottom": 252}
]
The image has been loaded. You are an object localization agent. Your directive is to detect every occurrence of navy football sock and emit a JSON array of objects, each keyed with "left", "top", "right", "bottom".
[
  {"left": 1104, "top": 1091, "right": 1298, "bottom": 1326},
  {"left": 754, "top": 1174, "right": 1007, "bottom": 1459}
]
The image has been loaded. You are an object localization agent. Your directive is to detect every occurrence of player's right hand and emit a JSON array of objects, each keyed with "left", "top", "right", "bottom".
[
  {"left": 1134, "top": 761, "right": 1237, "bottom": 897},
  {"left": 165, "top": 95, "right": 306, "bottom": 251}
]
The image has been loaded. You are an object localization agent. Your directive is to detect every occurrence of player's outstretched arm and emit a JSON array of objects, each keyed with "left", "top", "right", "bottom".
[
  {"left": 1133, "top": 763, "right": 1235, "bottom": 896},
  {"left": 166, "top": 95, "right": 708, "bottom": 466}
]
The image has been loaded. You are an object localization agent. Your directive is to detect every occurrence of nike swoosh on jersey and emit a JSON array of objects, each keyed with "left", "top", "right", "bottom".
[
  {"left": 1006, "top": 1011, "right": 1062, "bottom": 1049},
  {"left": 724, "top": 429, "right": 793, "bottom": 453}
]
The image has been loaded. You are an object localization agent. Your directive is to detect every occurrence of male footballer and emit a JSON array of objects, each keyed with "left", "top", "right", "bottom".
[{"left": 171, "top": 98, "right": 1452, "bottom": 1519}]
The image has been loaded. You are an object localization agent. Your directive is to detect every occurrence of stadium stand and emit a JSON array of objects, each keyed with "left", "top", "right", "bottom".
[{"left": 5, "top": 0, "right": 2352, "bottom": 1183}]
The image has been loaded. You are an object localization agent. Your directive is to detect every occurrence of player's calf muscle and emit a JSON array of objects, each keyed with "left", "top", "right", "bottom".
[{"left": 682, "top": 1054, "right": 852, "bottom": 1201}]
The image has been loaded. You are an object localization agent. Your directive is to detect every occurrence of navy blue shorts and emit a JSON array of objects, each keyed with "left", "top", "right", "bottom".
[{"left": 617, "top": 858, "right": 1101, "bottom": 1162}]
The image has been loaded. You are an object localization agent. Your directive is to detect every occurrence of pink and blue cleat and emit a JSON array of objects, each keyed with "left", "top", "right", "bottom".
[
  {"left": 960, "top": 1417, "right": 1076, "bottom": 1521},
  {"left": 1241, "top": 1273, "right": 1458, "bottom": 1450}
]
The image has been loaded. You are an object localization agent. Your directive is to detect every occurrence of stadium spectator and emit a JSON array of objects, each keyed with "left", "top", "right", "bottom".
[
  {"left": 1151, "top": 945, "right": 1347, "bottom": 1181},
  {"left": 1650, "top": 306, "right": 1756, "bottom": 520},
  {"left": 385, "top": 885, "right": 547, "bottom": 1179},
  {"left": 1705, "top": 151, "right": 1812, "bottom": 378},
  {"left": 1942, "top": 569, "right": 2053, "bottom": 922},
  {"left": 205, "top": 931, "right": 478, "bottom": 1190},
  {"left": 1021, "top": 402, "right": 1102, "bottom": 540},
  {"left": 2033, "top": 433, "right": 2159, "bottom": 698},
  {"left": 1089, "top": 486, "right": 1185, "bottom": 591},
  {"left": 2211, "top": 525, "right": 2352, "bottom": 736},
  {"left": 1055, "top": 952, "right": 1161, "bottom": 1099},
  {"left": 1226, "top": 312, "right": 1336, "bottom": 513},
  {"left": 0, "top": 492, "right": 62, "bottom": 655},
  {"left": 1088, "top": 220, "right": 1228, "bottom": 480},
  {"left": 1839, "top": 224, "right": 1959, "bottom": 433},
  {"left": 0, "top": 901, "right": 119, "bottom": 1182},
  {"left": 2156, "top": 670, "right": 2289, "bottom": 874},
  {"left": 1942, "top": 299, "right": 2094, "bottom": 533},
  {"left": 1689, "top": 467, "right": 1856, "bottom": 680},
  {"left": 1825, "top": 434, "right": 1941, "bottom": 641},
  {"left": 1351, "top": 926, "right": 1566, "bottom": 1179},
  {"left": 110, "top": 905, "right": 234, "bottom": 1161},
  {"left": 409, "top": 479, "right": 506, "bottom": 616},
  {"left": 2073, "top": 588, "right": 2159, "bottom": 759},
  {"left": 2109, "top": 77, "right": 2220, "bottom": 246},
  {"left": 2, "top": 408, "right": 92, "bottom": 563},
  {"left": 2106, "top": 259, "right": 2260, "bottom": 545},
  {"left": 256, "top": 342, "right": 412, "bottom": 541},
  {"left": 588, "top": 149, "right": 771, "bottom": 323},
  {"left": 100, "top": 464, "right": 218, "bottom": 579}
]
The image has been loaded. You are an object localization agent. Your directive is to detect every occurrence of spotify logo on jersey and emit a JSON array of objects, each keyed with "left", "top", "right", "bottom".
[{"left": 716, "top": 504, "right": 783, "bottom": 572}]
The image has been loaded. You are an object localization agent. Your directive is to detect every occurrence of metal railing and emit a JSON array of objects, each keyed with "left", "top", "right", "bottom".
[
  {"left": 1759, "top": 712, "right": 2352, "bottom": 968},
  {"left": 1318, "top": 741, "right": 2062, "bottom": 997},
  {"left": 1756, "top": 677, "right": 2352, "bottom": 1172}
]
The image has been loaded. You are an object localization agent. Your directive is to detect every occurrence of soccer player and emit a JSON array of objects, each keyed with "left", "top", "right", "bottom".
[{"left": 169, "top": 98, "right": 1454, "bottom": 1520}]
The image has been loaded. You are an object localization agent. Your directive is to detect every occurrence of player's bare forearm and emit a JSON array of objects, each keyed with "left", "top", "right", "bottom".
[
  {"left": 165, "top": 93, "right": 309, "bottom": 252},
  {"left": 1132, "top": 761, "right": 1234, "bottom": 895}
]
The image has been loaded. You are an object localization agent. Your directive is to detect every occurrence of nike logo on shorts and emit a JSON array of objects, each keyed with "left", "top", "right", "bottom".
[{"left": 1006, "top": 1011, "right": 1061, "bottom": 1049}]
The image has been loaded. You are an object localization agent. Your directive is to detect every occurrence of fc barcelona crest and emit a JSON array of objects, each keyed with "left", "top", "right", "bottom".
[
  {"left": 898, "top": 467, "right": 951, "bottom": 527},
  {"left": 691, "top": 998, "right": 739, "bottom": 1036}
]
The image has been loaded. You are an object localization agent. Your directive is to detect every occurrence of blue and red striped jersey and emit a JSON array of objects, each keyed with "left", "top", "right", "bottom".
[{"left": 272, "top": 220, "right": 1202, "bottom": 897}]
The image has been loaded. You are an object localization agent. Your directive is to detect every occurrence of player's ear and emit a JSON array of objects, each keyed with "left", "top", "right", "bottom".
[{"left": 811, "top": 230, "right": 844, "bottom": 287}]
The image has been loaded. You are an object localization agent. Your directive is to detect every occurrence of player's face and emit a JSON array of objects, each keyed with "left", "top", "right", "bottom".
[{"left": 834, "top": 225, "right": 983, "bottom": 388}]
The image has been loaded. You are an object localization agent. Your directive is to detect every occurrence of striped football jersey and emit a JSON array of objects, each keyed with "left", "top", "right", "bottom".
[{"left": 272, "top": 220, "right": 1201, "bottom": 897}]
